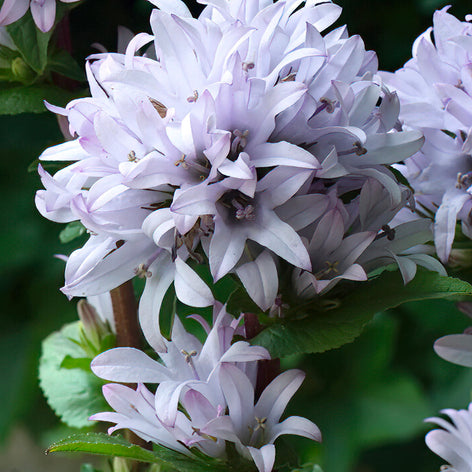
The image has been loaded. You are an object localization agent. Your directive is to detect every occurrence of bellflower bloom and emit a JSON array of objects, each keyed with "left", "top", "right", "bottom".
[
  {"left": 0, "top": 0, "right": 81, "bottom": 32},
  {"left": 382, "top": 7, "right": 472, "bottom": 264},
  {"left": 91, "top": 303, "right": 270, "bottom": 426},
  {"left": 425, "top": 403, "right": 472, "bottom": 471},
  {"left": 91, "top": 304, "right": 320, "bottom": 472},
  {"left": 37, "top": 0, "right": 431, "bottom": 351},
  {"left": 201, "top": 364, "right": 321, "bottom": 472}
]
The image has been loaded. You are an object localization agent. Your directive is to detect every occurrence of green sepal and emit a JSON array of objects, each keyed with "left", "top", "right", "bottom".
[{"left": 59, "top": 221, "right": 86, "bottom": 243}]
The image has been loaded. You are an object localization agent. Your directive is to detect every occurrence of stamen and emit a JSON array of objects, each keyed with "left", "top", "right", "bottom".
[
  {"left": 181, "top": 349, "right": 200, "bottom": 379},
  {"left": 231, "top": 129, "right": 249, "bottom": 155},
  {"left": 375, "top": 225, "right": 396, "bottom": 241},
  {"left": 149, "top": 98, "right": 167, "bottom": 118},
  {"left": 254, "top": 417, "right": 267, "bottom": 432},
  {"left": 128, "top": 150, "right": 137, "bottom": 162},
  {"left": 187, "top": 90, "right": 199, "bottom": 103},
  {"left": 232, "top": 199, "right": 256, "bottom": 221},
  {"left": 174, "top": 154, "right": 189, "bottom": 169},
  {"left": 456, "top": 171, "right": 472, "bottom": 189},
  {"left": 191, "top": 427, "right": 217, "bottom": 442},
  {"left": 242, "top": 62, "right": 254, "bottom": 71},
  {"left": 281, "top": 72, "right": 296, "bottom": 82},
  {"left": 315, "top": 261, "right": 339, "bottom": 279},
  {"left": 134, "top": 263, "right": 152, "bottom": 278},
  {"left": 312, "top": 97, "right": 337, "bottom": 116},
  {"left": 337, "top": 141, "right": 368, "bottom": 156}
]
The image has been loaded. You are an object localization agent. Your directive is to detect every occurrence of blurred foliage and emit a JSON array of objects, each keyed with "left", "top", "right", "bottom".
[{"left": 2, "top": 0, "right": 472, "bottom": 471}]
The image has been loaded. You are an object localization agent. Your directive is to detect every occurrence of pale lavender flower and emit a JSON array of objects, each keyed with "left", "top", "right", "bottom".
[
  {"left": 426, "top": 403, "right": 472, "bottom": 472},
  {"left": 0, "top": 0, "right": 81, "bottom": 32},
  {"left": 36, "top": 0, "right": 429, "bottom": 352},
  {"left": 91, "top": 306, "right": 320, "bottom": 471},
  {"left": 91, "top": 303, "right": 270, "bottom": 426},
  {"left": 382, "top": 7, "right": 472, "bottom": 264},
  {"left": 200, "top": 364, "right": 321, "bottom": 472}
]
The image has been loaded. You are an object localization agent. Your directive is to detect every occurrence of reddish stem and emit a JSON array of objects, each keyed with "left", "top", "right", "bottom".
[
  {"left": 110, "top": 280, "right": 141, "bottom": 349},
  {"left": 244, "top": 313, "right": 280, "bottom": 399}
]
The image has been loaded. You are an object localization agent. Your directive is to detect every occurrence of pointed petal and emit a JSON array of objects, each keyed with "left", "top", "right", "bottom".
[
  {"left": 0, "top": 0, "right": 29, "bottom": 26},
  {"left": 30, "top": 0, "right": 56, "bottom": 32},
  {"left": 435, "top": 190, "right": 470, "bottom": 263},
  {"left": 91, "top": 348, "right": 170, "bottom": 382},
  {"left": 139, "top": 253, "right": 175, "bottom": 352},
  {"left": 434, "top": 334, "right": 472, "bottom": 367},
  {"left": 269, "top": 416, "right": 322, "bottom": 443},
  {"left": 174, "top": 257, "right": 214, "bottom": 307},
  {"left": 236, "top": 251, "right": 278, "bottom": 311},
  {"left": 255, "top": 369, "right": 304, "bottom": 425},
  {"left": 248, "top": 445, "right": 276, "bottom": 472},
  {"left": 220, "top": 341, "right": 270, "bottom": 363}
]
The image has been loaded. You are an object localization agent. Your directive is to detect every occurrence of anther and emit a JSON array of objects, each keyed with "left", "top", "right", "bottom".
[
  {"left": 134, "top": 263, "right": 152, "bottom": 278},
  {"left": 187, "top": 90, "right": 199, "bottom": 103},
  {"left": 456, "top": 172, "right": 472, "bottom": 189},
  {"left": 181, "top": 349, "right": 197, "bottom": 363},
  {"left": 149, "top": 98, "right": 167, "bottom": 118},
  {"left": 254, "top": 417, "right": 267, "bottom": 432},
  {"left": 128, "top": 150, "right": 137, "bottom": 162},
  {"left": 281, "top": 72, "right": 296, "bottom": 82},
  {"left": 174, "top": 154, "right": 189, "bottom": 169},
  {"left": 242, "top": 62, "right": 255, "bottom": 71}
]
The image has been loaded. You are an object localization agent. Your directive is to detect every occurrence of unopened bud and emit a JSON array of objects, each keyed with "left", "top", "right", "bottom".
[
  {"left": 112, "top": 457, "right": 130, "bottom": 472},
  {"left": 77, "top": 299, "right": 111, "bottom": 352},
  {"left": 11, "top": 57, "right": 35, "bottom": 84},
  {"left": 448, "top": 248, "right": 472, "bottom": 269}
]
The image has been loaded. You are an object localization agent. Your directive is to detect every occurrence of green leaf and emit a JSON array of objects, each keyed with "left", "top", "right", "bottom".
[
  {"left": 6, "top": 12, "right": 52, "bottom": 74},
  {"left": 47, "top": 432, "right": 228, "bottom": 472},
  {"left": 48, "top": 49, "right": 86, "bottom": 82},
  {"left": 60, "top": 355, "right": 93, "bottom": 371},
  {"left": 0, "top": 84, "right": 76, "bottom": 114},
  {"left": 39, "top": 321, "right": 107, "bottom": 428},
  {"left": 253, "top": 270, "right": 472, "bottom": 358},
  {"left": 59, "top": 221, "right": 86, "bottom": 243}
]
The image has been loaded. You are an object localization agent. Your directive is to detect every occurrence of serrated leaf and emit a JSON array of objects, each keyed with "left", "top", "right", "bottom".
[
  {"left": 253, "top": 270, "right": 472, "bottom": 358},
  {"left": 0, "top": 84, "right": 76, "bottom": 114},
  {"left": 59, "top": 221, "right": 86, "bottom": 243},
  {"left": 39, "top": 321, "right": 107, "bottom": 428},
  {"left": 6, "top": 13, "right": 52, "bottom": 74},
  {"left": 47, "top": 432, "right": 228, "bottom": 472}
]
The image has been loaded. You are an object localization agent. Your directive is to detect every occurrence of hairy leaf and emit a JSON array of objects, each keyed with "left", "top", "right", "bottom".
[
  {"left": 47, "top": 432, "right": 228, "bottom": 472},
  {"left": 39, "top": 322, "right": 107, "bottom": 428},
  {"left": 0, "top": 84, "right": 75, "bottom": 114},
  {"left": 253, "top": 270, "right": 472, "bottom": 357}
]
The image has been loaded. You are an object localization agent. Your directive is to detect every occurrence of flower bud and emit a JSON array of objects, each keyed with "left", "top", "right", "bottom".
[
  {"left": 448, "top": 248, "right": 472, "bottom": 269},
  {"left": 112, "top": 457, "right": 130, "bottom": 472},
  {"left": 77, "top": 299, "right": 112, "bottom": 353},
  {"left": 11, "top": 57, "right": 35, "bottom": 84}
]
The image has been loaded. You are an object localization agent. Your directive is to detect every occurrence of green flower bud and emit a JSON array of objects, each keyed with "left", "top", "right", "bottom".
[{"left": 11, "top": 57, "right": 35, "bottom": 84}]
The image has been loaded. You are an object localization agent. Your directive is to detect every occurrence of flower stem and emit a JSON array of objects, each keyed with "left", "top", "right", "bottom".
[
  {"left": 244, "top": 313, "right": 280, "bottom": 399},
  {"left": 110, "top": 280, "right": 141, "bottom": 348}
]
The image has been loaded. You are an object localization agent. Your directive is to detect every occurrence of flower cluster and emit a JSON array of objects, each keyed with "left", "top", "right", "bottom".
[
  {"left": 34, "top": 0, "right": 444, "bottom": 351},
  {"left": 91, "top": 303, "right": 321, "bottom": 472},
  {"left": 383, "top": 7, "right": 472, "bottom": 264},
  {"left": 0, "top": 0, "right": 81, "bottom": 32},
  {"left": 425, "top": 403, "right": 472, "bottom": 472}
]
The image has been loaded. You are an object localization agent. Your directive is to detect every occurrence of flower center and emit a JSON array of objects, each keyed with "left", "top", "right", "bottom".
[{"left": 220, "top": 191, "right": 256, "bottom": 222}]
